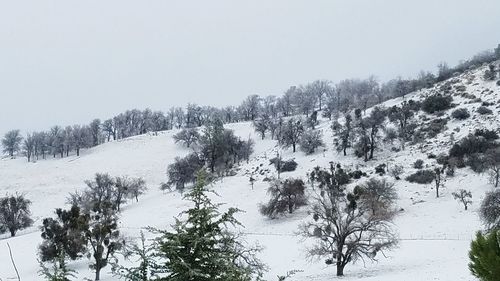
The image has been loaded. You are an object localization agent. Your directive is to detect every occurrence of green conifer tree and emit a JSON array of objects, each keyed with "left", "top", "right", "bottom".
[{"left": 469, "top": 230, "right": 500, "bottom": 281}]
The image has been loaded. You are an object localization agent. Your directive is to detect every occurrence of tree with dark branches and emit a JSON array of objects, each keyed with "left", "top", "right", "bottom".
[{"left": 299, "top": 173, "right": 398, "bottom": 276}]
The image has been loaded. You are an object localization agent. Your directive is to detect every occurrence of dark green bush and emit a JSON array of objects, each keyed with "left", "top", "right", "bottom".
[
  {"left": 406, "top": 169, "right": 435, "bottom": 184},
  {"left": 422, "top": 94, "right": 453, "bottom": 114},
  {"left": 451, "top": 108, "right": 470, "bottom": 120},
  {"left": 477, "top": 106, "right": 493, "bottom": 115},
  {"left": 413, "top": 159, "right": 424, "bottom": 169},
  {"left": 474, "top": 129, "right": 499, "bottom": 141}
]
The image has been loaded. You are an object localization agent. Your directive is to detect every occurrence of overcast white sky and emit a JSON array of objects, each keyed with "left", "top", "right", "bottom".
[{"left": 1, "top": 0, "right": 499, "bottom": 136}]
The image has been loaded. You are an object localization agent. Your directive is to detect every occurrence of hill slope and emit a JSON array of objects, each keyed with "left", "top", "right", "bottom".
[{"left": 1, "top": 63, "right": 499, "bottom": 280}]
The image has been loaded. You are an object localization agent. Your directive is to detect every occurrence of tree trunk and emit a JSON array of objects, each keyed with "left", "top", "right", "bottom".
[
  {"left": 336, "top": 262, "right": 344, "bottom": 276},
  {"left": 10, "top": 229, "right": 15, "bottom": 237},
  {"left": 292, "top": 143, "right": 296, "bottom": 153}
]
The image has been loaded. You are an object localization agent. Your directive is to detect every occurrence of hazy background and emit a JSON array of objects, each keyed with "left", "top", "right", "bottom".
[{"left": 1, "top": 0, "right": 500, "bottom": 136}]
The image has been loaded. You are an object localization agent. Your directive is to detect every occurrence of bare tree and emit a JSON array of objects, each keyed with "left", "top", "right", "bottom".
[
  {"left": 280, "top": 117, "right": 304, "bottom": 153},
  {"left": 299, "top": 186, "right": 398, "bottom": 276},
  {"left": 434, "top": 166, "right": 445, "bottom": 198},
  {"left": 23, "top": 133, "right": 36, "bottom": 162},
  {"left": 452, "top": 189, "right": 472, "bottom": 210}
]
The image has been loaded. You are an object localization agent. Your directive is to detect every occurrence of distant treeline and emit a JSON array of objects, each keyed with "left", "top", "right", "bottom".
[{"left": 2, "top": 44, "right": 499, "bottom": 161}]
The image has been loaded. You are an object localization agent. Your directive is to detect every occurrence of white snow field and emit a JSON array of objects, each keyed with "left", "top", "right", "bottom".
[{"left": 1, "top": 64, "right": 499, "bottom": 280}]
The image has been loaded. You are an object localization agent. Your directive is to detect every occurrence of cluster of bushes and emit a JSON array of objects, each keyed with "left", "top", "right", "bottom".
[
  {"left": 477, "top": 106, "right": 493, "bottom": 115},
  {"left": 451, "top": 108, "right": 470, "bottom": 120},
  {"left": 167, "top": 121, "right": 254, "bottom": 191},
  {"left": 270, "top": 157, "right": 298, "bottom": 173},
  {"left": 422, "top": 94, "right": 453, "bottom": 114},
  {"left": 405, "top": 169, "right": 435, "bottom": 184}
]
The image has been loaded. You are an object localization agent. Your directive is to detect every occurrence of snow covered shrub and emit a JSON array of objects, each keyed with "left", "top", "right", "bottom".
[
  {"left": 421, "top": 118, "right": 448, "bottom": 138},
  {"left": 469, "top": 230, "right": 500, "bottom": 280},
  {"left": 422, "top": 94, "right": 453, "bottom": 114},
  {"left": 449, "top": 134, "right": 495, "bottom": 159},
  {"left": 483, "top": 64, "right": 497, "bottom": 81},
  {"left": 413, "top": 159, "right": 424, "bottom": 169},
  {"left": 389, "top": 164, "right": 404, "bottom": 180},
  {"left": 349, "top": 170, "right": 367, "bottom": 179},
  {"left": 259, "top": 178, "right": 307, "bottom": 218},
  {"left": 451, "top": 108, "right": 470, "bottom": 120},
  {"left": 475, "top": 129, "right": 499, "bottom": 141},
  {"left": 269, "top": 157, "right": 298, "bottom": 173},
  {"left": 405, "top": 169, "right": 435, "bottom": 184},
  {"left": 0, "top": 193, "right": 33, "bottom": 237},
  {"left": 477, "top": 106, "right": 493, "bottom": 115},
  {"left": 299, "top": 129, "right": 324, "bottom": 155},
  {"left": 374, "top": 164, "right": 386, "bottom": 175}
]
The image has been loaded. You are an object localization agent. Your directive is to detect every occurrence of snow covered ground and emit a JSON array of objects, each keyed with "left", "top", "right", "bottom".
[{"left": 1, "top": 64, "right": 499, "bottom": 280}]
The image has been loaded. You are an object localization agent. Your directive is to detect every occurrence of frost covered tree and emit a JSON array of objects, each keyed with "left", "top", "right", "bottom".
[
  {"left": 0, "top": 193, "right": 34, "bottom": 237},
  {"left": 259, "top": 178, "right": 307, "bottom": 218},
  {"left": 111, "top": 231, "right": 157, "bottom": 281},
  {"left": 480, "top": 190, "right": 500, "bottom": 230},
  {"left": 89, "top": 119, "right": 102, "bottom": 147},
  {"left": 23, "top": 133, "right": 36, "bottom": 162},
  {"left": 299, "top": 176, "right": 398, "bottom": 276},
  {"left": 253, "top": 118, "right": 269, "bottom": 140},
  {"left": 485, "top": 149, "right": 500, "bottom": 188},
  {"left": 280, "top": 117, "right": 304, "bottom": 153},
  {"left": 299, "top": 129, "right": 324, "bottom": 155},
  {"left": 452, "top": 189, "right": 472, "bottom": 210},
  {"left": 387, "top": 101, "right": 416, "bottom": 150},
  {"left": 433, "top": 166, "right": 445, "bottom": 198},
  {"left": 85, "top": 201, "right": 122, "bottom": 281},
  {"left": 365, "top": 106, "right": 386, "bottom": 160},
  {"left": 356, "top": 178, "right": 398, "bottom": 216},
  {"left": 173, "top": 128, "right": 200, "bottom": 148},
  {"left": 240, "top": 94, "right": 261, "bottom": 121},
  {"left": 75, "top": 175, "right": 124, "bottom": 280},
  {"left": 166, "top": 153, "right": 205, "bottom": 191},
  {"left": 332, "top": 113, "right": 353, "bottom": 156},
  {"left": 72, "top": 125, "right": 90, "bottom": 157},
  {"left": 2, "top": 129, "right": 23, "bottom": 157},
  {"left": 155, "top": 171, "right": 266, "bottom": 281}
]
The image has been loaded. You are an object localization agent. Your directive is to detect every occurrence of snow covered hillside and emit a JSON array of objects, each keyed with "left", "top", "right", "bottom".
[{"left": 1, "top": 62, "right": 500, "bottom": 281}]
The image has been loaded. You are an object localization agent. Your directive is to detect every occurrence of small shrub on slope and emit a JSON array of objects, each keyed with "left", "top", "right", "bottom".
[{"left": 406, "top": 169, "right": 435, "bottom": 184}]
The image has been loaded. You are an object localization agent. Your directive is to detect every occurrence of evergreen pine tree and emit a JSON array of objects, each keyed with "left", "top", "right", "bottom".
[
  {"left": 469, "top": 230, "right": 500, "bottom": 281},
  {"left": 155, "top": 171, "right": 265, "bottom": 281}
]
